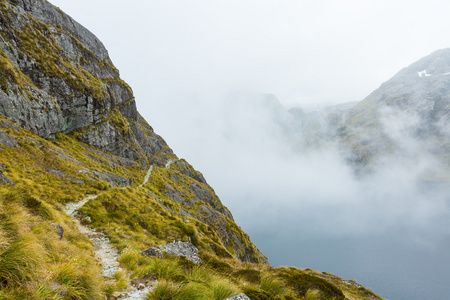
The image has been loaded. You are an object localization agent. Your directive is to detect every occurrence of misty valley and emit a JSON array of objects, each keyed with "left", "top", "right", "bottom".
[{"left": 163, "top": 49, "right": 450, "bottom": 300}]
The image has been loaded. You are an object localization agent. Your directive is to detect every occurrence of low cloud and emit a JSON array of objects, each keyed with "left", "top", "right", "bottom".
[
  {"left": 145, "top": 90, "right": 450, "bottom": 299},
  {"left": 154, "top": 92, "right": 450, "bottom": 247}
]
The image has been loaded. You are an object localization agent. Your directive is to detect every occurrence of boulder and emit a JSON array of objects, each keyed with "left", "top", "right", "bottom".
[
  {"left": 141, "top": 240, "right": 202, "bottom": 264},
  {"left": 0, "top": 173, "right": 15, "bottom": 186},
  {"left": 140, "top": 247, "right": 163, "bottom": 258},
  {"left": 226, "top": 294, "right": 252, "bottom": 300},
  {"left": 108, "top": 291, "right": 122, "bottom": 300},
  {"left": 0, "top": 131, "right": 18, "bottom": 147},
  {"left": 51, "top": 223, "right": 64, "bottom": 240},
  {"left": 130, "top": 274, "right": 157, "bottom": 288}
]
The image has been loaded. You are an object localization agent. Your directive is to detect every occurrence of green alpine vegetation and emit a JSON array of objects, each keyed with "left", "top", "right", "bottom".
[{"left": 0, "top": 119, "right": 381, "bottom": 299}]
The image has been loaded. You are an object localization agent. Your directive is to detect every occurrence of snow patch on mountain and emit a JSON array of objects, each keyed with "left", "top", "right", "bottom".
[{"left": 417, "top": 70, "right": 432, "bottom": 77}]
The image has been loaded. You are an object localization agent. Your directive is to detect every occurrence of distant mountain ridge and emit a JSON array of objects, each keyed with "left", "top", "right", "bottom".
[{"left": 289, "top": 49, "right": 450, "bottom": 180}]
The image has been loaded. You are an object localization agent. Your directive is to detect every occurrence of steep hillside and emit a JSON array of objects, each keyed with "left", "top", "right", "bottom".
[
  {"left": 335, "top": 49, "right": 450, "bottom": 178},
  {"left": 0, "top": 0, "right": 382, "bottom": 299},
  {"left": 0, "top": 0, "right": 263, "bottom": 264}
]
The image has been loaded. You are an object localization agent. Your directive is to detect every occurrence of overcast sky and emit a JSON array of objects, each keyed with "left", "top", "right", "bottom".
[{"left": 50, "top": 0, "right": 450, "bottom": 106}]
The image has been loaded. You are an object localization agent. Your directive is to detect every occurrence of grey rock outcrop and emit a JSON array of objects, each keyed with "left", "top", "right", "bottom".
[
  {"left": 0, "top": 173, "right": 15, "bottom": 186},
  {"left": 191, "top": 182, "right": 233, "bottom": 220},
  {"left": 141, "top": 240, "right": 202, "bottom": 264},
  {"left": 226, "top": 294, "right": 251, "bottom": 300},
  {"left": 51, "top": 223, "right": 64, "bottom": 240},
  {"left": 108, "top": 291, "right": 122, "bottom": 300},
  {"left": 0, "top": 85, "right": 65, "bottom": 139},
  {"left": 47, "top": 169, "right": 66, "bottom": 178},
  {"left": 91, "top": 170, "right": 132, "bottom": 187},
  {"left": 174, "top": 159, "right": 207, "bottom": 183},
  {"left": 140, "top": 247, "right": 163, "bottom": 258},
  {"left": 0, "top": 131, "right": 18, "bottom": 147},
  {"left": 0, "top": 162, "right": 14, "bottom": 186}
]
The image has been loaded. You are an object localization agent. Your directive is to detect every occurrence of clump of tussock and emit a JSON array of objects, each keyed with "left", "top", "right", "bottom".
[{"left": 0, "top": 236, "right": 44, "bottom": 286}]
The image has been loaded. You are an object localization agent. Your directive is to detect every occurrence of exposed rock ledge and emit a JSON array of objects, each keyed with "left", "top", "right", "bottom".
[
  {"left": 141, "top": 240, "right": 202, "bottom": 264},
  {"left": 226, "top": 294, "right": 251, "bottom": 300}
]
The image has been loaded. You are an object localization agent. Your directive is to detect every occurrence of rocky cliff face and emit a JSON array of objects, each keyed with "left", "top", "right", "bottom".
[
  {"left": 0, "top": 0, "right": 167, "bottom": 167},
  {"left": 0, "top": 0, "right": 265, "bottom": 263}
]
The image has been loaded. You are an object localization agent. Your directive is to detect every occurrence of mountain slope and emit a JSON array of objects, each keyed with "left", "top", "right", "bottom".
[
  {"left": 341, "top": 48, "right": 450, "bottom": 176},
  {"left": 292, "top": 49, "right": 450, "bottom": 180},
  {"left": 0, "top": 0, "right": 264, "bottom": 263},
  {"left": 0, "top": 0, "right": 382, "bottom": 299}
]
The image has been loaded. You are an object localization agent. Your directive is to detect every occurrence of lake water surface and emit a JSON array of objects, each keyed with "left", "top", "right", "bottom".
[{"left": 248, "top": 225, "right": 450, "bottom": 299}]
